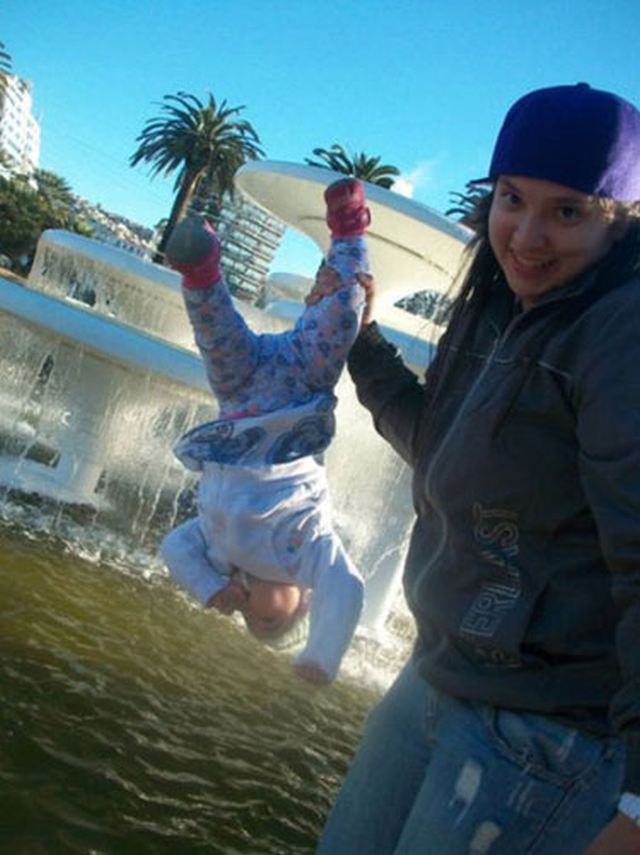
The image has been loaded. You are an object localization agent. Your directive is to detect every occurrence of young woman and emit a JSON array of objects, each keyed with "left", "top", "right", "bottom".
[{"left": 315, "top": 84, "right": 640, "bottom": 853}]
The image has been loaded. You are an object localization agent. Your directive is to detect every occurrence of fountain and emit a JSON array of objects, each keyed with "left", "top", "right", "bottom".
[{"left": 0, "top": 161, "right": 469, "bottom": 635}]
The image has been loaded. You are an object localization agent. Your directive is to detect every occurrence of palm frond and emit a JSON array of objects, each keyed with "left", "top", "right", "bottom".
[
  {"left": 446, "top": 183, "right": 492, "bottom": 230},
  {"left": 305, "top": 143, "right": 400, "bottom": 187}
]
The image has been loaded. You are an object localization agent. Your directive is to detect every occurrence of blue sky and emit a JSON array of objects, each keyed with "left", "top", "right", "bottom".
[{"left": 3, "top": 0, "right": 640, "bottom": 275}]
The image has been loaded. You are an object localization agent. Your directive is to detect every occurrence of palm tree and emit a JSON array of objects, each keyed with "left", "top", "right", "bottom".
[
  {"left": 131, "top": 91, "right": 264, "bottom": 262},
  {"left": 33, "top": 169, "right": 74, "bottom": 205},
  {"left": 305, "top": 144, "right": 400, "bottom": 189},
  {"left": 32, "top": 168, "right": 76, "bottom": 227}
]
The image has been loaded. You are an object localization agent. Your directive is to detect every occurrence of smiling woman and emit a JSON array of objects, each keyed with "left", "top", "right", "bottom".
[{"left": 318, "top": 83, "right": 640, "bottom": 855}]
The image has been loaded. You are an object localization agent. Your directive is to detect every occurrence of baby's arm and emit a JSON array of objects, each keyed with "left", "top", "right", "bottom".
[
  {"left": 293, "top": 535, "right": 364, "bottom": 684},
  {"left": 161, "top": 517, "right": 231, "bottom": 608}
]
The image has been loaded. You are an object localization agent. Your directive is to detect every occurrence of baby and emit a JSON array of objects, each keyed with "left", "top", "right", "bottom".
[{"left": 162, "top": 178, "right": 370, "bottom": 684}]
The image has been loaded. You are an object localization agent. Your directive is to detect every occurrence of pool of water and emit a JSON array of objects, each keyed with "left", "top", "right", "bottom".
[{"left": 0, "top": 516, "right": 410, "bottom": 853}]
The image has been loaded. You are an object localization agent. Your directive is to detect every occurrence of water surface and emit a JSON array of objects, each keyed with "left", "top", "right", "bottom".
[{"left": 0, "top": 521, "right": 395, "bottom": 853}]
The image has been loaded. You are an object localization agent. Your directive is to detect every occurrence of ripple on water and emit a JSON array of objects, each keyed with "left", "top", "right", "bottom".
[{"left": 0, "top": 517, "right": 408, "bottom": 852}]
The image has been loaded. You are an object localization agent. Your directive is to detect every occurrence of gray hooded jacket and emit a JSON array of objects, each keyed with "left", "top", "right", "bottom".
[{"left": 348, "top": 270, "right": 640, "bottom": 791}]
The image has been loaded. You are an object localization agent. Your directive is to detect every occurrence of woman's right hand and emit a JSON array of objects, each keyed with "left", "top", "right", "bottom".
[
  {"left": 357, "top": 272, "right": 376, "bottom": 328},
  {"left": 304, "top": 263, "right": 339, "bottom": 305},
  {"left": 305, "top": 265, "right": 377, "bottom": 330}
]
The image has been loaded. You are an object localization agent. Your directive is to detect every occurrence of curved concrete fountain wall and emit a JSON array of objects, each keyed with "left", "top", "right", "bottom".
[
  {"left": 28, "top": 230, "right": 193, "bottom": 348},
  {"left": 236, "top": 160, "right": 471, "bottom": 306}
]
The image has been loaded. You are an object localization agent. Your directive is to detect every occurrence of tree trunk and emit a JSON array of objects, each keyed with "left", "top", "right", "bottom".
[{"left": 153, "top": 169, "right": 203, "bottom": 264}]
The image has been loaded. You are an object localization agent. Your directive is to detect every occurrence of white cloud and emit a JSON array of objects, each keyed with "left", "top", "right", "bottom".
[
  {"left": 392, "top": 159, "right": 437, "bottom": 199},
  {"left": 391, "top": 177, "right": 415, "bottom": 198}
]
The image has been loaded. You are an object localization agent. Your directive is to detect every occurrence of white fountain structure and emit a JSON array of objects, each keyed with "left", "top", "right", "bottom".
[{"left": 0, "top": 161, "right": 469, "bottom": 633}]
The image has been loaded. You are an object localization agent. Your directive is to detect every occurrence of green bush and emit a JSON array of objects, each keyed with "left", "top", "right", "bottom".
[{"left": 0, "top": 174, "right": 92, "bottom": 274}]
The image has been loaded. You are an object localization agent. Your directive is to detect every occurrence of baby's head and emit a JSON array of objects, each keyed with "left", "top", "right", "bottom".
[{"left": 233, "top": 570, "right": 310, "bottom": 643}]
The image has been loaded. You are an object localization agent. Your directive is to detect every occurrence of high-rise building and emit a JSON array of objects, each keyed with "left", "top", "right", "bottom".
[
  {"left": 206, "top": 195, "right": 286, "bottom": 303},
  {"left": 0, "top": 75, "right": 41, "bottom": 174}
]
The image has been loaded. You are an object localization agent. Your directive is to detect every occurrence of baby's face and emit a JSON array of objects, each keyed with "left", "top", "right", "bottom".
[{"left": 234, "top": 573, "right": 302, "bottom": 640}]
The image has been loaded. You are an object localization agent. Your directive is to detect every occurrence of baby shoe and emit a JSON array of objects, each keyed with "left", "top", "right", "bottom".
[
  {"left": 165, "top": 217, "right": 222, "bottom": 289},
  {"left": 324, "top": 178, "right": 371, "bottom": 238}
]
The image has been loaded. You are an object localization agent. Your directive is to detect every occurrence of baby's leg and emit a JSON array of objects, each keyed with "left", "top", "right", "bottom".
[
  {"left": 326, "top": 236, "right": 369, "bottom": 288},
  {"left": 325, "top": 178, "right": 370, "bottom": 286},
  {"left": 161, "top": 517, "right": 228, "bottom": 607}
]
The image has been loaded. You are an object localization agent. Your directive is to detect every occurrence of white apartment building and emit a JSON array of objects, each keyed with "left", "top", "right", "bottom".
[
  {"left": 214, "top": 197, "right": 286, "bottom": 302},
  {"left": 0, "top": 74, "right": 41, "bottom": 174}
]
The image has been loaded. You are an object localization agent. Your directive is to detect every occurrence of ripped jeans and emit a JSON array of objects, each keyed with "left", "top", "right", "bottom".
[{"left": 318, "top": 659, "right": 623, "bottom": 854}]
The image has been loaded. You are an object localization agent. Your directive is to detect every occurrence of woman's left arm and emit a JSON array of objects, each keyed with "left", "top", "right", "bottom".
[{"left": 576, "top": 288, "right": 640, "bottom": 851}]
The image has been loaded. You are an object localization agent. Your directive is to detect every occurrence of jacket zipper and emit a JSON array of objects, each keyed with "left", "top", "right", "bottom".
[
  {"left": 409, "top": 270, "right": 613, "bottom": 603},
  {"left": 409, "top": 312, "right": 523, "bottom": 603}
]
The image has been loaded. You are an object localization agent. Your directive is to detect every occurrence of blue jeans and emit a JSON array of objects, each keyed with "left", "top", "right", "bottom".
[{"left": 318, "top": 659, "right": 624, "bottom": 854}]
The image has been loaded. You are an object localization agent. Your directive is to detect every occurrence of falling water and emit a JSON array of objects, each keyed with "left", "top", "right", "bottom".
[
  {"left": 0, "top": 227, "right": 423, "bottom": 851},
  {"left": 0, "top": 230, "right": 422, "bottom": 628}
]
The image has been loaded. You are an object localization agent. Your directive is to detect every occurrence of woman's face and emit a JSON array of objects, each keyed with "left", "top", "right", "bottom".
[{"left": 488, "top": 175, "right": 622, "bottom": 308}]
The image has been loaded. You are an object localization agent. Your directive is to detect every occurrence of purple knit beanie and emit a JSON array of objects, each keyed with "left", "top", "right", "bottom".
[{"left": 474, "top": 83, "right": 640, "bottom": 202}]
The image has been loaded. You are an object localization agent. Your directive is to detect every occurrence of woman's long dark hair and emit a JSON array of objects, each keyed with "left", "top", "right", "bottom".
[
  {"left": 420, "top": 189, "right": 499, "bottom": 415},
  {"left": 419, "top": 188, "right": 640, "bottom": 444}
]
